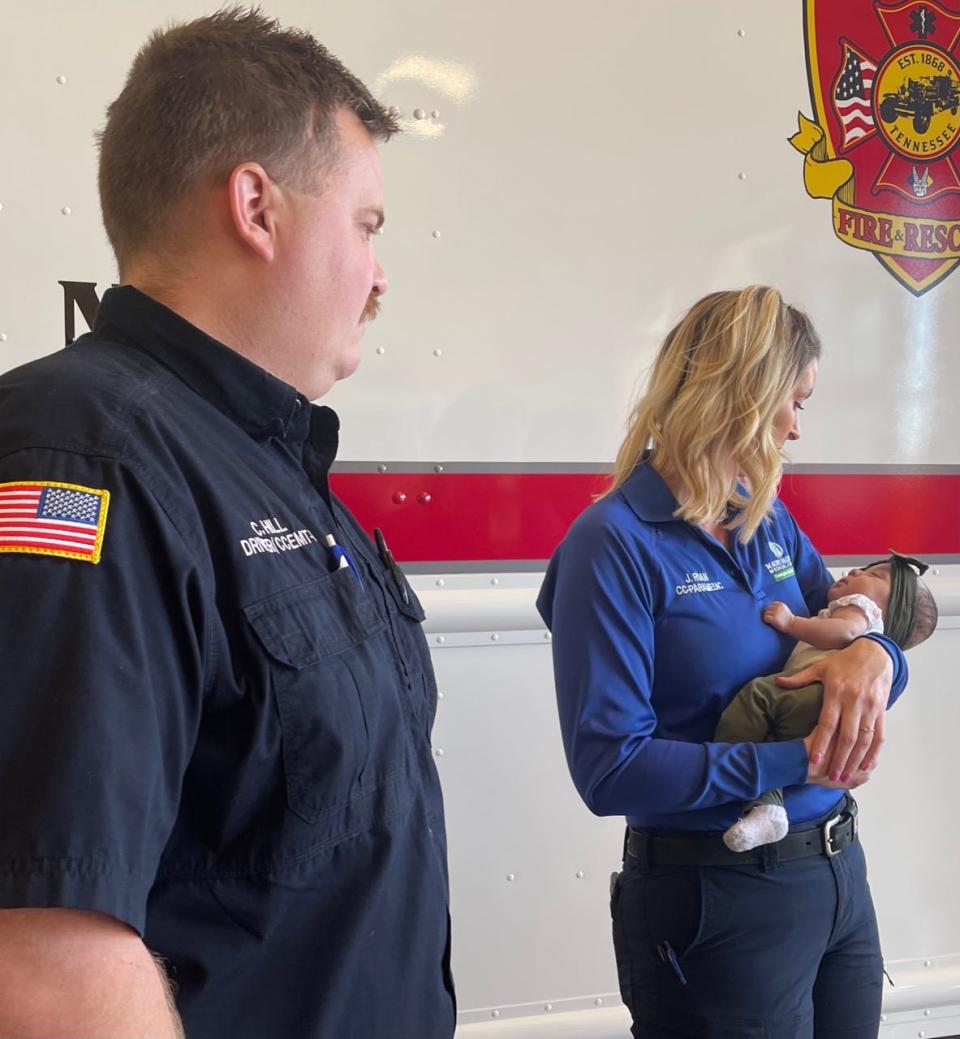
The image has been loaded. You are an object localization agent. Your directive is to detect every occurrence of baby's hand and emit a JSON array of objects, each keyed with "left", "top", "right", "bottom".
[{"left": 763, "top": 601, "right": 795, "bottom": 633}]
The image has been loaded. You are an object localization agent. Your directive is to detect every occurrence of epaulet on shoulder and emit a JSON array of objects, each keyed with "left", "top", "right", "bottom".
[{"left": 0, "top": 340, "right": 164, "bottom": 457}]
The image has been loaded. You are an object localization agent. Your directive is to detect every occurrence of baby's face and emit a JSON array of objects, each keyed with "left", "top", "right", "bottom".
[{"left": 827, "top": 563, "right": 892, "bottom": 614}]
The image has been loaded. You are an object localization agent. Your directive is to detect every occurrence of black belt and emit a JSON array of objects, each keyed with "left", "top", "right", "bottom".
[{"left": 626, "top": 803, "right": 858, "bottom": 868}]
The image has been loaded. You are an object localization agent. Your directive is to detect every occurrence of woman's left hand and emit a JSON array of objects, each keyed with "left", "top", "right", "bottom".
[{"left": 777, "top": 638, "right": 891, "bottom": 782}]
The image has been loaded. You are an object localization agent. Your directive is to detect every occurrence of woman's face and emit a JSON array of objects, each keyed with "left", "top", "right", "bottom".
[{"left": 772, "top": 360, "right": 819, "bottom": 449}]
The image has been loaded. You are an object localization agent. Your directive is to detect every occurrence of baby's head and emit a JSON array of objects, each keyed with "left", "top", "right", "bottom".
[{"left": 828, "top": 552, "right": 937, "bottom": 650}]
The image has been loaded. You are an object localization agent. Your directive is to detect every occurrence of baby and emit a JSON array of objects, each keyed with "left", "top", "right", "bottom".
[{"left": 716, "top": 552, "right": 938, "bottom": 853}]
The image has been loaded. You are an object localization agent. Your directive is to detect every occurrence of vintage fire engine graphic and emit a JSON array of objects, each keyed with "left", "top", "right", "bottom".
[{"left": 791, "top": 0, "right": 960, "bottom": 294}]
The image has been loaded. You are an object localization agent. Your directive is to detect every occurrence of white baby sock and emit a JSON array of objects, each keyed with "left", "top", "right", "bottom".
[{"left": 723, "top": 804, "right": 789, "bottom": 852}]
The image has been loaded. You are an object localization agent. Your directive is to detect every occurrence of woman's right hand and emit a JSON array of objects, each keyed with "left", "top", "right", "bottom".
[{"left": 804, "top": 735, "right": 872, "bottom": 789}]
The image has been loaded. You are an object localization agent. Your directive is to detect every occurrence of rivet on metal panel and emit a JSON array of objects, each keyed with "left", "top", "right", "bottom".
[
  {"left": 434, "top": 747, "right": 444, "bottom": 757},
  {"left": 491, "top": 633, "right": 500, "bottom": 641},
  {"left": 431, "top": 109, "right": 440, "bottom": 119},
  {"left": 437, "top": 691, "right": 444, "bottom": 699},
  {"left": 594, "top": 998, "right": 603, "bottom": 1007},
  {"left": 0, "top": 334, "right": 7, "bottom": 342},
  {"left": 57, "top": 75, "right": 67, "bottom": 85},
  {"left": 433, "top": 348, "right": 442, "bottom": 358},
  {"left": 434, "top": 464, "right": 444, "bottom": 473},
  {"left": 377, "top": 463, "right": 388, "bottom": 473},
  {"left": 392, "top": 492, "right": 407, "bottom": 504},
  {"left": 932, "top": 567, "right": 940, "bottom": 575},
  {"left": 576, "top": 871, "right": 585, "bottom": 879},
  {"left": 376, "top": 346, "right": 385, "bottom": 355},
  {"left": 414, "top": 108, "right": 426, "bottom": 119},
  {"left": 490, "top": 577, "right": 499, "bottom": 586},
  {"left": 919, "top": 1031, "right": 926, "bottom": 1037},
  {"left": 544, "top": 1004, "right": 553, "bottom": 1012},
  {"left": 435, "top": 578, "right": 445, "bottom": 587},
  {"left": 61, "top": 206, "right": 72, "bottom": 215},
  {"left": 738, "top": 28, "right": 746, "bottom": 37},
  {"left": 418, "top": 492, "right": 432, "bottom": 504},
  {"left": 880, "top": 1015, "right": 886, "bottom": 1023},
  {"left": 491, "top": 1010, "right": 500, "bottom": 1019},
  {"left": 738, "top": 172, "right": 747, "bottom": 181},
  {"left": 924, "top": 1009, "right": 931, "bottom": 1016},
  {"left": 0, "top": 203, "right": 4, "bottom": 212},
  {"left": 436, "top": 635, "right": 445, "bottom": 645},
  {"left": 432, "top": 230, "right": 441, "bottom": 239},
  {"left": 506, "top": 873, "right": 515, "bottom": 882},
  {"left": 544, "top": 632, "right": 552, "bottom": 641},
  {"left": 925, "top": 959, "right": 933, "bottom": 967}
]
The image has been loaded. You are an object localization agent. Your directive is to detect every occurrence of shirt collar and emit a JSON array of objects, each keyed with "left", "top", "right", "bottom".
[
  {"left": 91, "top": 285, "right": 335, "bottom": 443},
  {"left": 617, "top": 461, "right": 682, "bottom": 523}
]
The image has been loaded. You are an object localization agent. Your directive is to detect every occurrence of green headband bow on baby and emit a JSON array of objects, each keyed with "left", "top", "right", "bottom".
[{"left": 860, "top": 551, "right": 929, "bottom": 649}]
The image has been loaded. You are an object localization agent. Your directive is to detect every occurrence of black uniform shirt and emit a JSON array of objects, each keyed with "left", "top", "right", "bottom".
[{"left": 0, "top": 287, "right": 455, "bottom": 1038}]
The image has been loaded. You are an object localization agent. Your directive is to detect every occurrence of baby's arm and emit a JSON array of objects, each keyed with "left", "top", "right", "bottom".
[{"left": 762, "top": 601, "right": 871, "bottom": 650}]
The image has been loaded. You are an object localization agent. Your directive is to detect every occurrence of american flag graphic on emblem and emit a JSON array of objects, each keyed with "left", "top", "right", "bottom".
[
  {"left": 834, "top": 43, "right": 877, "bottom": 148},
  {"left": 0, "top": 482, "right": 110, "bottom": 563}
]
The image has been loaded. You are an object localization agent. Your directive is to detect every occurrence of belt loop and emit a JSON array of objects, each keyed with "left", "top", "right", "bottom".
[
  {"left": 622, "top": 825, "right": 629, "bottom": 864},
  {"left": 760, "top": 841, "right": 780, "bottom": 873},
  {"left": 636, "top": 832, "right": 652, "bottom": 872},
  {"left": 625, "top": 828, "right": 652, "bottom": 872}
]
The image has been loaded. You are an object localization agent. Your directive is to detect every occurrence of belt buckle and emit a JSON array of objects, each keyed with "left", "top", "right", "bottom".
[{"left": 822, "top": 813, "right": 843, "bottom": 857}]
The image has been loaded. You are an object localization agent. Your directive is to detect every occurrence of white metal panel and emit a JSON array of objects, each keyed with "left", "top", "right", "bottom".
[{"left": 2, "top": 1, "right": 958, "bottom": 465}]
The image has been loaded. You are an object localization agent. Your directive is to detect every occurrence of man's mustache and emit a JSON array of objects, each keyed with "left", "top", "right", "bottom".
[{"left": 362, "top": 295, "right": 381, "bottom": 323}]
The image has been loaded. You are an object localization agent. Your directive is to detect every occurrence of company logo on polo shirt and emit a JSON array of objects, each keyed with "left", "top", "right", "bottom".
[
  {"left": 675, "top": 570, "right": 725, "bottom": 595},
  {"left": 240, "top": 516, "right": 319, "bottom": 557},
  {"left": 766, "top": 541, "right": 796, "bottom": 582}
]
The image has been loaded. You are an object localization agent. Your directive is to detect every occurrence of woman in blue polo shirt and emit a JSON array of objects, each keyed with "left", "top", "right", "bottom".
[{"left": 537, "top": 286, "right": 907, "bottom": 1038}]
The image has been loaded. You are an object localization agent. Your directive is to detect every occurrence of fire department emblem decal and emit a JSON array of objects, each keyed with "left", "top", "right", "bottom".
[{"left": 791, "top": 0, "right": 960, "bottom": 294}]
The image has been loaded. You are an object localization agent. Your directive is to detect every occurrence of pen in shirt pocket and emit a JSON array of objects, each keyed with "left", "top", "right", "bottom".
[{"left": 324, "top": 533, "right": 364, "bottom": 589}]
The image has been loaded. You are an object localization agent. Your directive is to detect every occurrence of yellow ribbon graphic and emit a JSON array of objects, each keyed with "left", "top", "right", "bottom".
[
  {"left": 788, "top": 113, "right": 855, "bottom": 200},
  {"left": 788, "top": 112, "right": 960, "bottom": 261}
]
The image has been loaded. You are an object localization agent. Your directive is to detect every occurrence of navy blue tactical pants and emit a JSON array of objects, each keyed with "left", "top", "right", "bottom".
[{"left": 611, "top": 830, "right": 883, "bottom": 1037}]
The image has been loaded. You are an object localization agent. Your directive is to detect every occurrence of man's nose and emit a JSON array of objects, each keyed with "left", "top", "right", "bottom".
[{"left": 372, "top": 260, "right": 388, "bottom": 297}]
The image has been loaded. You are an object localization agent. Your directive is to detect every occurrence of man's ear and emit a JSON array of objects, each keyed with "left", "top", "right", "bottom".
[{"left": 227, "top": 162, "right": 279, "bottom": 262}]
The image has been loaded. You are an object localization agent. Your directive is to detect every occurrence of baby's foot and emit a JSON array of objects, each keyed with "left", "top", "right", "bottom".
[{"left": 723, "top": 804, "right": 789, "bottom": 852}]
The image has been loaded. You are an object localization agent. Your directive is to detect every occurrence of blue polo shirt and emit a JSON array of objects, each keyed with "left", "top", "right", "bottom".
[
  {"left": 537, "top": 462, "right": 907, "bottom": 832},
  {"left": 0, "top": 287, "right": 455, "bottom": 1038}
]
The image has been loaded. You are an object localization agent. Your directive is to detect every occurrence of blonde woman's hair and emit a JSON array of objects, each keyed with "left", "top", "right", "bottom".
[{"left": 609, "top": 286, "right": 821, "bottom": 542}]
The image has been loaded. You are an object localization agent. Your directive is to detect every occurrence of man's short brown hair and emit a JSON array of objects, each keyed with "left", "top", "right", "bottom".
[{"left": 97, "top": 6, "right": 398, "bottom": 271}]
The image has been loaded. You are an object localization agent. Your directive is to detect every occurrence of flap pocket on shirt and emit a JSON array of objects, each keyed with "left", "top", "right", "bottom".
[
  {"left": 242, "top": 570, "right": 389, "bottom": 826},
  {"left": 244, "top": 569, "right": 385, "bottom": 667}
]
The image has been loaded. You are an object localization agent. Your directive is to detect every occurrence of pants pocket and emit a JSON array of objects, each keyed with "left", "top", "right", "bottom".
[{"left": 613, "top": 864, "right": 709, "bottom": 1017}]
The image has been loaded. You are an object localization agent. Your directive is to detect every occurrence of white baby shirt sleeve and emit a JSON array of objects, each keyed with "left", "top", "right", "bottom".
[{"left": 826, "top": 593, "right": 885, "bottom": 634}]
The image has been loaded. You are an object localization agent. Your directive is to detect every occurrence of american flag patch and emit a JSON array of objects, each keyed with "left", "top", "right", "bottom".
[{"left": 0, "top": 481, "right": 110, "bottom": 564}]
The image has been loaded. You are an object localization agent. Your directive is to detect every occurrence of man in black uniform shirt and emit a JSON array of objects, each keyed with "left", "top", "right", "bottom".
[{"left": 0, "top": 10, "right": 454, "bottom": 1038}]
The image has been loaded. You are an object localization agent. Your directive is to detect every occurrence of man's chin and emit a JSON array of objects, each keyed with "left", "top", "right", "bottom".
[{"left": 336, "top": 350, "right": 362, "bottom": 382}]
